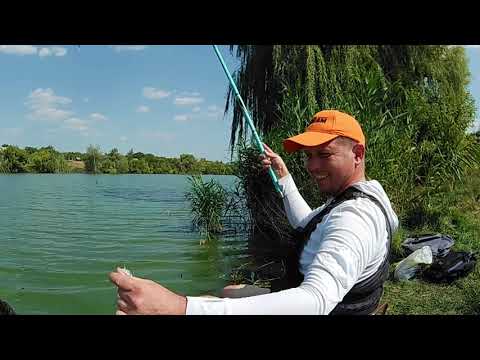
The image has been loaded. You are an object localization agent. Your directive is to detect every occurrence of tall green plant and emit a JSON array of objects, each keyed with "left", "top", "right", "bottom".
[{"left": 185, "top": 175, "right": 227, "bottom": 241}]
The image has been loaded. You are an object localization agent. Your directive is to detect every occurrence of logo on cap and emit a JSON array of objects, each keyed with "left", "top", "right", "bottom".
[{"left": 316, "top": 117, "right": 328, "bottom": 123}]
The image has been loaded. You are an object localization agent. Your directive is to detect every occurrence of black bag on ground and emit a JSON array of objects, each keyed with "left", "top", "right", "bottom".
[
  {"left": 422, "top": 251, "right": 477, "bottom": 283},
  {"left": 0, "top": 299, "right": 16, "bottom": 315},
  {"left": 402, "top": 233, "right": 454, "bottom": 258}
]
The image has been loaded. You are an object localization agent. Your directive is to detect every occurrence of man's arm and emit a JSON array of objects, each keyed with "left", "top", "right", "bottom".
[
  {"left": 110, "top": 204, "right": 377, "bottom": 315},
  {"left": 279, "top": 174, "right": 324, "bottom": 229},
  {"left": 186, "top": 204, "right": 373, "bottom": 314},
  {"left": 262, "top": 144, "right": 314, "bottom": 228},
  {"left": 110, "top": 270, "right": 187, "bottom": 315}
]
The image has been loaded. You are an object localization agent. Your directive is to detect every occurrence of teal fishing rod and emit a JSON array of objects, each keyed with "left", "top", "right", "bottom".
[{"left": 212, "top": 45, "right": 282, "bottom": 196}]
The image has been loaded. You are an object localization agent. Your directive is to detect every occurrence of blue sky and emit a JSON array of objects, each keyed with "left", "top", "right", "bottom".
[{"left": 0, "top": 45, "right": 479, "bottom": 162}]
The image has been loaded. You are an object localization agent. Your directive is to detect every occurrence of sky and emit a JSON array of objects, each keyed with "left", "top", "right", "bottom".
[{"left": 0, "top": 45, "right": 479, "bottom": 163}]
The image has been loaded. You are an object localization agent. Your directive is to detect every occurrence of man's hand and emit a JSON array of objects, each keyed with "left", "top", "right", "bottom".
[
  {"left": 260, "top": 143, "right": 289, "bottom": 179},
  {"left": 109, "top": 268, "right": 187, "bottom": 315}
]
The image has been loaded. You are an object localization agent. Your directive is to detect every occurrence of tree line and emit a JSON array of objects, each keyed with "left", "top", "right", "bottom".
[{"left": 0, "top": 144, "right": 233, "bottom": 175}]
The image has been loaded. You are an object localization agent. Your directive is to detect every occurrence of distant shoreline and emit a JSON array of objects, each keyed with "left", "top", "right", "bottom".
[
  {"left": 0, "top": 144, "right": 234, "bottom": 176},
  {"left": 0, "top": 172, "right": 236, "bottom": 176}
]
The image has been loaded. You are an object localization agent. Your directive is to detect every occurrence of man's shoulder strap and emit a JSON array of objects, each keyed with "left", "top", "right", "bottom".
[{"left": 298, "top": 187, "right": 392, "bottom": 242}]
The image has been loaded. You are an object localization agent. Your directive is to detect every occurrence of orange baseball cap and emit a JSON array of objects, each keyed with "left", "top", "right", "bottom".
[{"left": 282, "top": 110, "right": 365, "bottom": 153}]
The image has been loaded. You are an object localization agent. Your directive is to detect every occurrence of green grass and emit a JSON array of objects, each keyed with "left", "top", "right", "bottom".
[
  {"left": 383, "top": 276, "right": 480, "bottom": 315},
  {"left": 382, "top": 166, "right": 480, "bottom": 314}
]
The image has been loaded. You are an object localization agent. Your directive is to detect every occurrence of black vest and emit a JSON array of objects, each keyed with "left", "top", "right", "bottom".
[{"left": 281, "top": 187, "right": 393, "bottom": 315}]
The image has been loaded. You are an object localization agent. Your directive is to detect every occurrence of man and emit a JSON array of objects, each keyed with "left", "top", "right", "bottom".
[{"left": 109, "top": 109, "right": 399, "bottom": 315}]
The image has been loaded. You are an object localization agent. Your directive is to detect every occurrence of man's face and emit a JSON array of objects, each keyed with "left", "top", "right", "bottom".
[{"left": 303, "top": 138, "right": 360, "bottom": 196}]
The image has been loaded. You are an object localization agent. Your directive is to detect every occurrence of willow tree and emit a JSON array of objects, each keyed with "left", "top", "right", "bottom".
[
  {"left": 225, "top": 45, "right": 479, "bottom": 259},
  {"left": 226, "top": 45, "right": 475, "bottom": 150}
]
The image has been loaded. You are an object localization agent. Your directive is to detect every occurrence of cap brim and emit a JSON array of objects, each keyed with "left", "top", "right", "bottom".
[{"left": 282, "top": 132, "right": 339, "bottom": 153}]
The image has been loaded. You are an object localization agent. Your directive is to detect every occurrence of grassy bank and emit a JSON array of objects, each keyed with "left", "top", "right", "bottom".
[
  {"left": 66, "top": 160, "right": 86, "bottom": 172},
  {"left": 383, "top": 166, "right": 480, "bottom": 314}
]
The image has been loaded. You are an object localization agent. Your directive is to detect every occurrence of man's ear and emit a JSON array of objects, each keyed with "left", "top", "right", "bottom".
[{"left": 352, "top": 143, "right": 365, "bottom": 164}]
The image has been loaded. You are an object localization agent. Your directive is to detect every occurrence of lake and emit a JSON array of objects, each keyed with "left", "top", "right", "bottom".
[{"left": 0, "top": 174, "right": 248, "bottom": 314}]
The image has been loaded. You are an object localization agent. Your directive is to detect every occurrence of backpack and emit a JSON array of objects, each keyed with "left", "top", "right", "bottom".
[
  {"left": 0, "top": 299, "right": 16, "bottom": 315},
  {"left": 422, "top": 251, "right": 477, "bottom": 283},
  {"left": 402, "top": 233, "right": 454, "bottom": 258}
]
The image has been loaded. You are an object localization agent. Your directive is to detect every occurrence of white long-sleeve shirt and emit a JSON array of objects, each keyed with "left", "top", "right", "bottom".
[{"left": 186, "top": 174, "right": 399, "bottom": 315}]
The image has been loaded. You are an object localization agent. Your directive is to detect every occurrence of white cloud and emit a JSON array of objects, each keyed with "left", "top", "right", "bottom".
[
  {"left": 90, "top": 113, "right": 108, "bottom": 121},
  {"left": 27, "top": 88, "right": 71, "bottom": 108},
  {"left": 0, "top": 45, "right": 37, "bottom": 55},
  {"left": 120, "top": 136, "right": 128, "bottom": 142},
  {"left": 112, "top": 45, "right": 147, "bottom": 52},
  {"left": 143, "top": 87, "right": 171, "bottom": 100},
  {"left": 136, "top": 105, "right": 150, "bottom": 113},
  {"left": 29, "top": 108, "right": 73, "bottom": 121},
  {"left": 24, "top": 89, "right": 106, "bottom": 137},
  {"left": 26, "top": 88, "right": 73, "bottom": 121},
  {"left": 39, "top": 46, "right": 67, "bottom": 57},
  {"left": 51, "top": 47, "right": 67, "bottom": 56},
  {"left": 0, "top": 45, "right": 67, "bottom": 57},
  {"left": 192, "top": 106, "right": 201, "bottom": 113},
  {"left": 174, "top": 96, "right": 204, "bottom": 106},
  {"left": 174, "top": 114, "right": 190, "bottom": 122},
  {"left": 64, "top": 118, "right": 89, "bottom": 132},
  {"left": 463, "top": 45, "right": 480, "bottom": 48},
  {"left": 38, "top": 48, "right": 51, "bottom": 57}
]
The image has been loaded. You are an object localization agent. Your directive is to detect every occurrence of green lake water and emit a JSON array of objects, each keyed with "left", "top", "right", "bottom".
[{"left": 0, "top": 174, "right": 247, "bottom": 314}]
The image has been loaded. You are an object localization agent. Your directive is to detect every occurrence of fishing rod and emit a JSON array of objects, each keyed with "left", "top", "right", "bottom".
[{"left": 212, "top": 45, "right": 283, "bottom": 197}]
